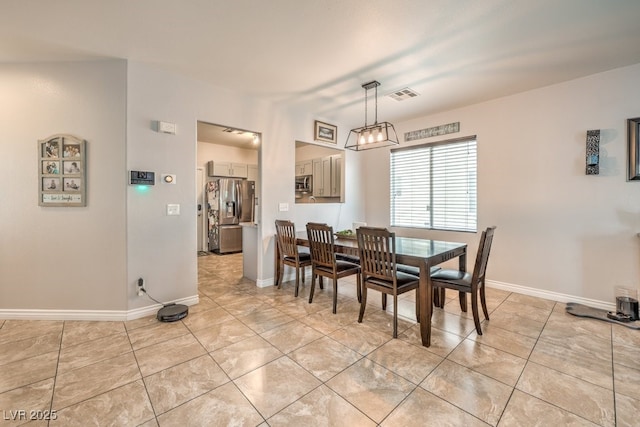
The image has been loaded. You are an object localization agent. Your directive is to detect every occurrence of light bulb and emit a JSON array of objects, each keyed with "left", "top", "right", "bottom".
[
  {"left": 368, "top": 131, "right": 374, "bottom": 143},
  {"left": 359, "top": 133, "right": 365, "bottom": 145}
]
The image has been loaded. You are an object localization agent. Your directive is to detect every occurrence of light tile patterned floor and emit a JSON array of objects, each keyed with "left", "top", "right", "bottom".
[{"left": 0, "top": 253, "right": 638, "bottom": 426}]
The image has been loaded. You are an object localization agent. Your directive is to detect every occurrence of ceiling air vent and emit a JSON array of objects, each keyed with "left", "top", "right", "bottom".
[{"left": 388, "top": 87, "right": 419, "bottom": 101}]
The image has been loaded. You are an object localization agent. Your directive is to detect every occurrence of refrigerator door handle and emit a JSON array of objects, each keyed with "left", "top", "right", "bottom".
[{"left": 236, "top": 182, "right": 242, "bottom": 221}]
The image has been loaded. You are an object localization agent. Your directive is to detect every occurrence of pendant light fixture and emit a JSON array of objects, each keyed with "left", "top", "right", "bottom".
[{"left": 345, "top": 80, "right": 399, "bottom": 151}]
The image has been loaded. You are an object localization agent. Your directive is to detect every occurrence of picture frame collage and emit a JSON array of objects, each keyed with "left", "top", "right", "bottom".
[{"left": 38, "top": 134, "right": 87, "bottom": 207}]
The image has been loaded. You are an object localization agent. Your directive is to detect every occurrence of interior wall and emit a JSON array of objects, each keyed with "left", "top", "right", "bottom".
[
  {"left": 362, "top": 63, "right": 640, "bottom": 304},
  {"left": 127, "top": 61, "right": 366, "bottom": 306},
  {"left": 196, "top": 142, "right": 258, "bottom": 170},
  {"left": 296, "top": 143, "right": 342, "bottom": 161},
  {"left": 0, "top": 60, "right": 128, "bottom": 311}
]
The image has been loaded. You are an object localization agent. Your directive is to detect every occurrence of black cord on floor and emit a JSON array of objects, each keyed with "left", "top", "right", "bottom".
[{"left": 140, "top": 287, "right": 167, "bottom": 306}]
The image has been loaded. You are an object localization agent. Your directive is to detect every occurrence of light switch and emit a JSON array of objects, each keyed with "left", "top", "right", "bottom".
[
  {"left": 278, "top": 203, "right": 289, "bottom": 212},
  {"left": 167, "top": 204, "right": 180, "bottom": 215}
]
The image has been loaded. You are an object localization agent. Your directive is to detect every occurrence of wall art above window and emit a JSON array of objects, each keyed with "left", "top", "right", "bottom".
[{"left": 38, "top": 134, "right": 87, "bottom": 207}]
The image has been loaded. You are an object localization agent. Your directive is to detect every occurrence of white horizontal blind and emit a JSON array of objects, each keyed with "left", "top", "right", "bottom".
[{"left": 391, "top": 138, "right": 477, "bottom": 232}]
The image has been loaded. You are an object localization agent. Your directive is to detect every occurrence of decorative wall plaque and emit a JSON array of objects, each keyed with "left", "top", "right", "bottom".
[
  {"left": 585, "top": 129, "right": 600, "bottom": 175},
  {"left": 38, "top": 134, "right": 86, "bottom": 207},
  {"left": 404, "top": 122, "right": 460, "bottom": 142}
]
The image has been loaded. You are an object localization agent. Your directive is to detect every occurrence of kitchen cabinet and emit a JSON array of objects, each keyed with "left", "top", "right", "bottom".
[
  {"left": 247, "top": 164, "right": 258, "bottom": 182},
  {"left": 330, "top": 154, "right": 341, "bottom": 197},
  {"left": 208, "top": 161, "right": 248, "bottom": 178},
  {"left": 295, "top": 160, "right": 313, "bottom": 176},
  {"left": 313, "top": 155, "right": 341, "bottom": 197}
]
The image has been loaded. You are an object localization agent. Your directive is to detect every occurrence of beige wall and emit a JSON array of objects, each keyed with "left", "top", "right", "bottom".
[
  {"left": 196, "top": 142, "right": 258, "bottom": 171},
  {"left": 361, "top": 63, "right": 640, "bottom": 306},
  {"left": 0, "top": 59, "right": 366, "bottom": 317},
  {"left": 0, "top": 60, "right": 128, "bottom": 313},
  {"left": 11, "top": 57, "right": 634, "bottom": 313}
]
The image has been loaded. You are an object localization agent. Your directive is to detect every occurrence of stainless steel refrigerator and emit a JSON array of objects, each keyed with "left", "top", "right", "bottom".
[{"left": 206, "top": 178, "right": 255, "bottom": 253}]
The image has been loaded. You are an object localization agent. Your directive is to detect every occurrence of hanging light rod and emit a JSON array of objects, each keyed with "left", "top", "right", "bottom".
[{"left": 345, "top": 80, "right": 399, "bottom": 151}]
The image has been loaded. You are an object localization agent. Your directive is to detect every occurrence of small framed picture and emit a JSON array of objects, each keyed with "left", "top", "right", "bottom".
[
  {"left": 38, "top": 134, "right": 87, "bottom": 207},
  {"left": 42, "top": 160, "right": 60, "bottom": 174},
  {"left": 63, "top": 142, "right": 81, "bottom": 158},
  {"left": 314, "top": 120, "right": 337, "bottom": 144},
  {"left": 63, "top": 160, "right": 82, "bottom": 174},
  {"left": 43, "top": 177, "right": 60, "bottom": 191},
  {"left": 63, "top": 177, "right": 82, "bottom": 192},
  {"left": 43, "top": 139, "right": 60, "bottom": 158}
]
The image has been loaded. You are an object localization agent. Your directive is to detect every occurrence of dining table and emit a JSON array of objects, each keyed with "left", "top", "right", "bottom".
[{"left": 274, "top": 231, "right": 467, "bottom": 347}]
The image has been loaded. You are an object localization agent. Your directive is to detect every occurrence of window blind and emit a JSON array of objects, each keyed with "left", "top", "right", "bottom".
[{"left": 390, "top": 137, "right": 477, "bottom": 232}]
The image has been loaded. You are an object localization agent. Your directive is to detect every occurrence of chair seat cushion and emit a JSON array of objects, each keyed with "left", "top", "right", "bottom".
[
  {"left": 396, "top": 264, "right": 441, "bottom": 276},
  {"left": 284, "top": 252, "right": 311, "bottom": 263},
  {"left": 335, "top": 253, "right": 360, "bottom": 264},
  {"left": 335, "top": 260, "right": 359, "bottom": 272},
  {"left": 430, "top": 269, "right": 471, "bottom": 286},
  {"left": 316, "top": 260, "right": 359, "bottom": 274},
  {"left": 366, "top": 271, "right": 419, "bottom": 289}
]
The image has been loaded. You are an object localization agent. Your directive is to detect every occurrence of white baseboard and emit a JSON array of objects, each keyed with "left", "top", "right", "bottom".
[
  {"left": 486, "top": 280, "right": 616, "bottom": 311},
  {"left": 0, "top": 295, "right": 200, "bottom": 322},
  {"left": 256, "top": 278, "right": 273, "bottom": 288},
  {"left": 1, "top": 280, "right": 615, "bottom": 321}
]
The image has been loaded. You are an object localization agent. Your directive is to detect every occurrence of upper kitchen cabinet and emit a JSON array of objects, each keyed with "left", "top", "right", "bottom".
[
  {"left": 295, "top": 140, "right": 344, "bottom": 203},
  {"left": 295, "top": 160, "right": 313, "bottom": 176},
  {"left": 208, "top": 161, "right": 248, "bottom": 178}
]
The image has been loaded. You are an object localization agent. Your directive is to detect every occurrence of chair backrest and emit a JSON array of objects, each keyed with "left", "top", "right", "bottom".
[
  {"left": 472, "top": 226, "right": 496, "bottom": 283},
  {"left": 275, "top": 220, "right": 299, "bottom": 258},
  {"left": 306, "top": 222, "right": 335, "bottom": 268},
  {"left": 356, "top": 226, "right": 396, "bottom": 281}
]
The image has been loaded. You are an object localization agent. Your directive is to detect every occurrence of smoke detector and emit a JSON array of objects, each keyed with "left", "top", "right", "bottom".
[{"left": 388, "top": 87, "right": 419, "bottom": 101}]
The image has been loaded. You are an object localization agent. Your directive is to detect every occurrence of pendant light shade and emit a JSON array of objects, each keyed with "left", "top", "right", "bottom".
[{"left": 345, "top": 80, "right": 399, "bottom": 151}]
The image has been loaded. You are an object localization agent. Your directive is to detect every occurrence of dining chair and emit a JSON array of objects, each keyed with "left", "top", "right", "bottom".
[
  {"left": 275, "top": 220, "right": 312, "bottom": 297},
  {"left": 306, "top": 222, "right": 361, "bottom": 314},
  {"left": 430, "top": 226, "right": 496, "bottom": 335},
  {"left": 356, "top": 226, "right": 420, "bottom": 338}
]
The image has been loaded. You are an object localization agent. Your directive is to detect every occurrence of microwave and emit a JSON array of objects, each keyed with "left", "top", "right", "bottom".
[{"left": 295, "top": 175, "right": 312, "bottom": 193}]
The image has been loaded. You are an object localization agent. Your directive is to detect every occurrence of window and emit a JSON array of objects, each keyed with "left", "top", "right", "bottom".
[{"left": 390, "top": 136, "right": 477, "bottom": 232}]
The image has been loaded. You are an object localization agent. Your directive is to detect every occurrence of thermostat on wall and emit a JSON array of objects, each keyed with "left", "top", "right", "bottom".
[{"left": 129, "top": 170, "right": 155, "bottom": 185}]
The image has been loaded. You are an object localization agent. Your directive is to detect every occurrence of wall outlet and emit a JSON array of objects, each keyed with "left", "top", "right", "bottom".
[{"left": 137, "top": 278, "right": 145, "bottom": 297}]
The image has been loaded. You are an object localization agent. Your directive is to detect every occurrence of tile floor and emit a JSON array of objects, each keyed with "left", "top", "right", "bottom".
[{"left": 1, "top": 253, "right": 639, "bottom": 426}]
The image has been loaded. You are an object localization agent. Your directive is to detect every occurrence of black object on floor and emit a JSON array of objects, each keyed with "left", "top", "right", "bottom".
[
  {"left": 157, "top": 303, "right": 189, "bottom": 322},
  {"left": 565, "top": 302, "right": 640, "bottom": 329}
]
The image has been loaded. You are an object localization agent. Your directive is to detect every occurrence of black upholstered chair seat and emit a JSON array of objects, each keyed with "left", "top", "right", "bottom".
[
  {"left": 315, "top": 260, "right": 359, "bottom": 275},
  {"left": 284, "top": 252, "right": 311, "bottom": 263},
  {"left": 396, "top": 264, "right": 441, "bottom": 276},
  {"left": 430, "top": 269, "right": 471, "bottom": 286},
  {"left": 366, "top": 271, "right": 419, "bottom": 290},
  {"left": 335, "top": 253, "right": 360, "bottom": 264}
]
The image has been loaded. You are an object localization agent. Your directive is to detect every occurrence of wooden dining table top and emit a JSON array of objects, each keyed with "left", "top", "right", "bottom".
[{"left": 296, "top": 233, "right": 466, "bottom": 266}]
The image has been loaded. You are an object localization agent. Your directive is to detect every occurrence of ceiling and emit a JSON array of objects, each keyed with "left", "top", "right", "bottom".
[
  {"left": 197, "top": 121, "right": 259, "bottom": 149},
  {"left": 3, "top": 0, "right": 640, "bottom": 132}
]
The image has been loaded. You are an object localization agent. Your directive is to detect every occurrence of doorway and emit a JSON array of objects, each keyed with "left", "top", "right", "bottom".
[{"left": 195, "top": 120, "right": 261, "bottom": 276}]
